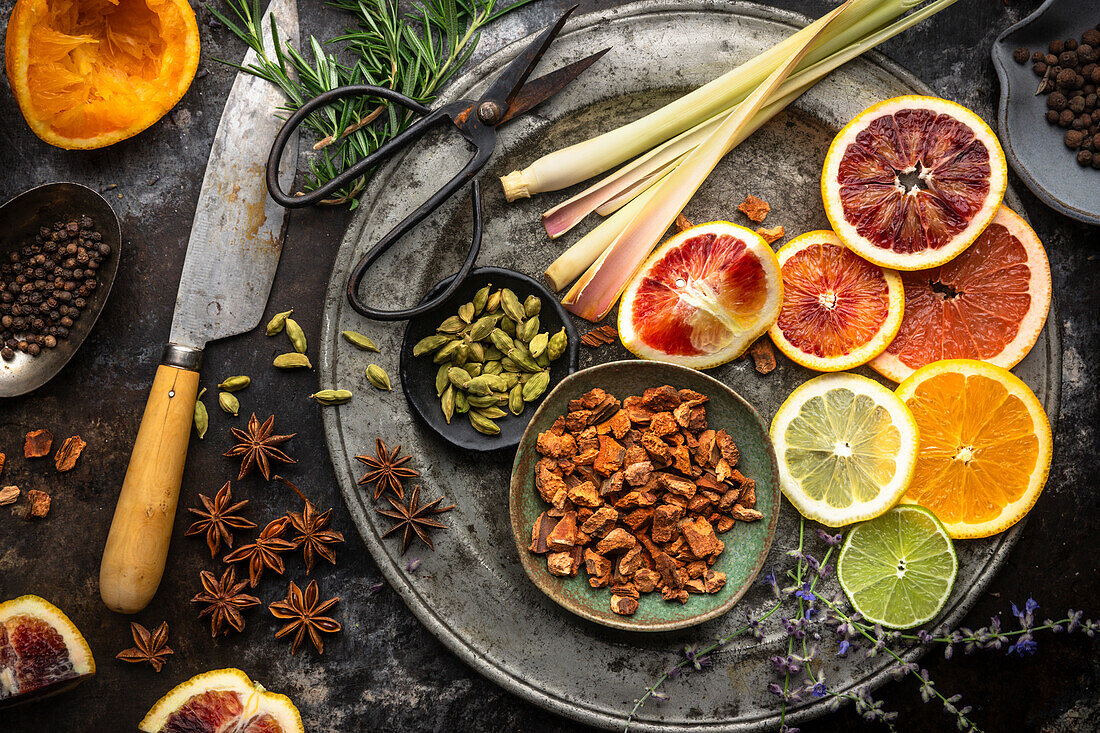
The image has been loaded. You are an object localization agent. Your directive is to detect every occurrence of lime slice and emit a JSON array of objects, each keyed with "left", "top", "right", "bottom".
[
  {"left": 770, "top": 373, "right": 918, "bottom": 526},
  {"left": 838, "top": 505, "right": 958, "bottom": 629}
]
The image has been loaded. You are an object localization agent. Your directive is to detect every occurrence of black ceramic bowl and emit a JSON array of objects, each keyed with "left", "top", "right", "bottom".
[
  {"left": 400, "top": 266, "right": 580, "bottom": 452},
  {"left": 0, "top": 183, "right": 122, "bottom": 398}
]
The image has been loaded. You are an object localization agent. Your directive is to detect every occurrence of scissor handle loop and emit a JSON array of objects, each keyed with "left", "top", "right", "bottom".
[{"left": 266, "top": 85, "right": 435, "bottom": 208}]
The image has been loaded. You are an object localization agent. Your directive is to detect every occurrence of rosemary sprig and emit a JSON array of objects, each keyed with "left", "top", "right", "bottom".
[{"left": 208, "top": 0, "right": 537, "bottom": 207}]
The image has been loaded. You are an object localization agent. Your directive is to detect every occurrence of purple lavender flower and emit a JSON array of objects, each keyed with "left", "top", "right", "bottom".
[
  {"left": 811, "top": 680, "right": 827, "bottom": 698},
  {"left": 682, "top": 644, "right": 712, "bottom": 671},
  {"left": 837, "top": 640, "right": 851, "bottom": 657},
  {"left": 1008, "top": 636, "right": 1037, "bottom": 656},
  {"left": 815, "top": 528, "right": 843, "bottom": 546},
  {"left": 406, "top": 557, "right": 421, "bottom": 572},
  {"left": 794, "top": 582, "right": 816, "bottom": 603}
]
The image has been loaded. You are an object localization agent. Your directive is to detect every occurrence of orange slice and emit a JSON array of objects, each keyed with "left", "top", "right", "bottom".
[
  {"left": 5, "top": 0, "right": 201, "bottom": 149},
  {"left": 618, "top": 221, "right": 782, "bottom": 368},
  {"left": 0, "top": 595, "right": 95, "bottom": 709},
  {"left": 895, "top": 359, "right": 1052, "bottom": 539},
  {"left": 140, "top": 668, "right": 304, "bottom": 733},
  {"left": 871, "top": 206, "right": 1051, "bottom": 383},
  {"left": 768, "top": 230, "right": 904, "bottom": 371},
  {"left": 822, "top": 96, "right": 1007, "bottom": 270}
]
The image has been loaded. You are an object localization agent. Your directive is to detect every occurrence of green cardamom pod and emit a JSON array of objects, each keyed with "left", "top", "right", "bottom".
[
  {"left": 218, "top": 391, "right": 240, "bottom": 416},
  {"left": 285, "top": 318, "right": 307, "bottom": 354},
  {"left": 266, "top": 309, "right": 293, "bottom": 335},
  {"left": 309, "top": 389, "right": 352, "bottom": 405},
  {"left": 468, "top": 315, "right": 497, "bottom": 342},
  {"left": 489, "top": 328, "right": 514, "bottom": 353},
  {"left": 522, "top": 371, "right": 551, "bottom": 402},
  {"left": 413, "top": 333, "right": 451, "bottom": 356},
  {"left": 466, "top": 341, "right": 485, "bottom": 364},
  {"left": 218, "top": 375, "right": 250, "bottom": 392},
  {"left": 194, "top": 388, "right": 209, "bottom": 439},
  {"left": 501, "top": 372, "right": 520, "bottom": 390},
  {"left": 458, "top": 302, "right": 475, "bottom": 323},
  {"left": 500, "top": 288, "right": 525, "bottom": 322},
  {"left": 274, "top": 352, "right": 312, "bottom": 369},
  {"left": 501, "top": 316, "right": 517, "bottom": 338},
  {"left": 433, "top": 340, "right": 462, "bottom": 363},
  {"left": 455, "top": 390, "right": 470, "bottom": 413},
  {"left": 465, "top": 375, "right": 493, "bottom": 396},
  {"left": 473, "top": 283, "right": 491, "bottom": 314},
  {"left": 519, "top": 316, "right": 540, "bottom": 343},
  {"left": 342, "top": 330, "right": 380, "bottom": 352},
  {"left": 451, "top": 342, "right": 469, "bottom": 367},
  {"left": 508, "top": 348, "right": 541, "bottom": 373},
  {"left": 500, "top": 356, "right": 520, "bottom": 373},
  {"left": 509, "top": 384, "right": 524, "bottom": 415},
  {"left": 466, "top": 393, "right": 498, "bottom": 408},
  {"left": 437, "top": 315, "right": 466, "bottom": 334},
  {"left": 524, "top": 294, "right": 541, "bottom": 318},
  {"left": 528, "top": 332, "right": 549, "bottom": 359},
  {"left": 482, "top": 345, "right": 503, "bottom": 361},
  {"left": 476, "top": 406, "right": 507, "bottom": 419},
  {"left": 441, "top": 385, "right": 456, "bottom": 424},
  {"left": 547, "top": 328, "right": 568, "bottom": 360},
  {"left": 511, "top": 339, "right": 531, "bottom": 358},
  {"left": 435, "top": 364, "right": 450, "bottom": 396},
  {"left": 468, "top": 411, "right": 500, "bottom": 435},
  {"left": 447, "top": 366, "right": 472, "bottom": 390},
  {"left": 495, "top": 390, "right": 510, "bottom": 406},
  {"left": 483, "top": 360, "right": 503, "bottom": 376},
  {"left": 486, "top": 290, "right": 502, "bottom": 313},
  {"left": 536, "top": 352, "right": 550, "bottom": 368},
  {"left": 365, "top": 364, "right": 392, "bottom": 390},
  {"left": 465, "top": 362, "right": 483, "bottom": 377}
]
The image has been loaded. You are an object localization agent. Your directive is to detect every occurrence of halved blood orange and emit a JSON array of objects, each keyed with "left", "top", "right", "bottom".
[
  {"left": 618, "top": 221, "right": 782, "bottom": 368},
  {"left": 768, "top": 230, "right": 904, "bottom": 371},
  {"left": 140, "top": 668, "right": 304, "bottom": 733},
  {"left": 0, "top": 595, "right": 95, "bottom": 709},
  {"left": 822, "top": 96, "right": 1007, "bottom": 270},
  {"left": 871, "top": 206, "right": 1051, "bottom": 383}
]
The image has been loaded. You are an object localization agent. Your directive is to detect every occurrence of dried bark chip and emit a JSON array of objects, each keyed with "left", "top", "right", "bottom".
[
  {"left": 670, "top": 445, "right": 693, "bottom": 475},
  {"left": 658, "top": 473, "right": 696, "bottom": 498},
  {"left": 576, "top": 426, "right": 600, "bottom": 453},
  {"left": 685, "top": 560, "right": 707, "bottom": 579},
  {"left": 546, "top": 511, "right": 578, "bottom": 552},
  {"left": 610, "top": 594, "right": 639, "bottom": 615},
  {"left": 648, "top": 412, "right": 678, "bottom": 437},
  {"left": 681, "top": 516, "right": 720, "bottom": 558},
  {"left": 24, "top": 430, "right": 54, "bottom": 458},
  {"left": 598, "top": 471, "right": 624, "bottom": 497},
  {"left": 661, "top": 586, "right": 690, "bottom": 604},
  {"left": 652, "top": 504, "right": 684, "bottom": 544},
  {"left": 623, "top": 461, "right": 654, "bottom": 487},
  {"left": 618, "top": 545, "right": 645, "bottom": 577},
  {"left": 0, "top": 486, "right": 20, "bottom": 506},
  {"left": 621, "top": 508, "right": 653, "bottom": 531},
  {"left": 597, "top": 409, "right": 632, "bottom": 439},
  {"left": 595, "top": 527, "right": 636, "bottom": 554},
  {"left": 634, "top": 568, "right": 660, "bottom": 593},
  {"left": 641, "top": 385, "right": 680, "bottom": 412},
  {"left": 594, "top": 435, "right": 626, "bottom": 476},
  {"left": 54, "top": 435, "right": 87, "bottom": 472},
  {"left": 584, "top": 549, "right": 612, "bottom": 587},
  {"left": 567, "top": 481, "right": 601, "bottom": 508},
  {"left": 714, "top": 430, "right": 740, "bottom": 465},
  {"left": 717, "top": 486, "right": 741, "bottom": 511},
  {"left": 716, "top": 515, "right": 736, "bottom": 533},
  {"left": 639, "top": 432, "right": 671, "bottom": 465},
  {"left": 574, "top": 448, "right": 599, "bottom": 466},
  {"left": 730, "top": 504, "right": 764, "bottom": 522},
  {"left": 739, "top": 479, "right": 756, "bottom": 508},
  {"left": 580, "top": 506, "right": 618, "bottom": 537},
  {"left": 25, "top": 489, "right": 51, "bottom": 519},
  {"left": 0, "top": 452, "right": 5, "bottom": 479},
  {"left": 610, "top": 582, "right": 640, "bottom": 599},
  {"left": 703, "top": 570, "right": 727, "bottom": 593},
  {"left": 529, "top": 512, "right": 560, "bottom": 554},
  {"left": 738, "top": 194, "right": 770, "bottom": 222},
  {"left": 547, "top": 552, "right": 576, "bottom": 576},
  {"left": 536, "top": 463, "right": 567, "bottom": 506},
  {"left": 756, "top": 225, "right": 785, "bottom": 244},
  {"left": 749, "top": 338, "right": 777, "bottom": 374},
  {"left": 684, "top": 578, "right": 707, "bottom": 594}
]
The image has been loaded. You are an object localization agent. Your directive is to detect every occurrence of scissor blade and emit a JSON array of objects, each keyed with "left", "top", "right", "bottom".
[
  {"left": 480, "top": 4, "right": 578, "bottom": 112},
  {"left": 499, "top": 47, "right": 611, "bottom": 124}
]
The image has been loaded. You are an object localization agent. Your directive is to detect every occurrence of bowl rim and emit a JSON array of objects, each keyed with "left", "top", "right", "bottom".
[
  {"left": 508, "top": 359, "right": 780, "bottom": 632},
  {"left": 398, "top": 265, "right": 580, "bottom": 453}
]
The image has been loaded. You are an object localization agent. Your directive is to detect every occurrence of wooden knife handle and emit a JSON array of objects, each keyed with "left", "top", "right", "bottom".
[{"left": 100, "top": 363, "right": 199, "bottom": 613}]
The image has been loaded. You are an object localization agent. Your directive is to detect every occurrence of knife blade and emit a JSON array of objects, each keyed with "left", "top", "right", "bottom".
[{"left": 100, "top": 0, "right": 299, "bottom": 614}]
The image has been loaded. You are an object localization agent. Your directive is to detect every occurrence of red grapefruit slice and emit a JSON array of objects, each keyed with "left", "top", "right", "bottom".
[
  {"left": 768, "top": 230, "right": 904, "bottom": 371},
  {"left": 822, "top": 95, "right": 1007, "bottom": 270},
  {"left": 0, "top": 595, "right": 95, "bottom": 709},
  {"left": 871, "top": 206, "right": 1051, "bottom": 383},
  {"left": 618, "top": 221, "right": 782, "bottom": 368},
  {"left": 140, "top": 668, "right": 303, "bottom": 733}
]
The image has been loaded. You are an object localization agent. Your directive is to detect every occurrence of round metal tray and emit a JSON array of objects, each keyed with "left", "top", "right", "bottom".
[{"left": 319, "top": 2, "right": 1061, "bottom": 730}]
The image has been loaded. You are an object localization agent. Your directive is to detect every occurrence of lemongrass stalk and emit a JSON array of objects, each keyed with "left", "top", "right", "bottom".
[
  {"left": 502, "top": 0, "right": 923, "bottom": 201},
  {"left": 545, "top": 174, "right": 666, "bottom": 291},
  {"left": 549, "top": 0, "right": 960, "bottom": 228},
  {"left": 562, "top": 2, "right": 851, "bottom": 322}
]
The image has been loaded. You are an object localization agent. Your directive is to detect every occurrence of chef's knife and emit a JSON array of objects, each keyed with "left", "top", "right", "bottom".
[{"left": 100, "top": 0, "right": 299, "bottom": 614}]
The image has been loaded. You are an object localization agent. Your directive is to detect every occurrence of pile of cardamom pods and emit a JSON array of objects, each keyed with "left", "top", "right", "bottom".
[{"left": 413, "top": 284, "right": 567, "bottom": 436}]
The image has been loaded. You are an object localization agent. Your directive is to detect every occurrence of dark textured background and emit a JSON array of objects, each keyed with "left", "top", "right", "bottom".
[{"left": 1, "top": 0, "right": 1097, "bottom": 731}]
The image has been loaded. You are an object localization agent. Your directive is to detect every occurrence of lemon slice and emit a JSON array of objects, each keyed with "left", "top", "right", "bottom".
[
  {"left": 838, "top": 504, "right": 958, "bottom": 629},
  {"left": 771, "top": 373, "right": 918, "bottom": 526}
]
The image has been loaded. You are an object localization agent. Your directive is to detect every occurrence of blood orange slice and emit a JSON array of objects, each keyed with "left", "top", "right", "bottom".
[
  {"left": 618, "top": 221, "right": 782, "bottom": 368},
  {"left": 768, "top": 230, "right": 904, "bottom": 371},
  {"left": 871, "top": 206, "right": 1051, "bottom": 383},
  {"left": 140, "top": 668, "right": 303, "bottom": 733},
  {"left": 822, "top": 96, "right": 1007, "bottom": 270},
  {"left": 0, "top": 595, "right": 95, "bottom": 709}
]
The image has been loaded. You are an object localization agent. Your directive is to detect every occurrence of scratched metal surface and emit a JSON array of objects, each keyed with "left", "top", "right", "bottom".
[
  {"left": 319, "top": 3, "right": 1060, "bottom": 730},
  {"left": 1, "top": 0, "right": 1097, "bottom": 731}
]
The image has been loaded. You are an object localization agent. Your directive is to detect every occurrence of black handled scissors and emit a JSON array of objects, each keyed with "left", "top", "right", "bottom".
[{"left": 265, "top": 5, "right": 608, "bottom": 321}]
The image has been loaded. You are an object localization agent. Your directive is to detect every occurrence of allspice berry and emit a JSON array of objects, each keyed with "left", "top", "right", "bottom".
[
  {"left": 1059, "top": 109, "right": 1076, "bottom": 127},
  {"left": 1014, "top": 47, "right": 1030, "bottom": 64},
  {"left": 1078, "top": 149, "right": 1093, "bottom": 167},
  {"left": 1065, "top": 129, "right": 1085, "bottom": 149},
  {"left": 1048, "top": 91, "right": 1068, "bottom": 111}
]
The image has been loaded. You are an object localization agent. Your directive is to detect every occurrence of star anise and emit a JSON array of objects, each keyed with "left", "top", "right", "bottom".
[
  {"left": 223, "top": 517, "right": 296, "bottom": 587},
  {"left": 223, "top": 413, "right": 297, "bottom": 481},
  {"left": 190, "top": 566, "right": 260, "bottom": 637},
  {"left": 185, "top": 481, "right": 257, "bottom": 558},
  {"left": 286, "top": 501, "right": 344, "bottom": 574},
  {"left": 269, "top": 580, "right": 342, "bottom": 655},
  {"left": 115, "top": 621, "right": 173, "bottom": 672},
  {"left": 377, "top": 484, "right": 454, "bottom": 554},
  {"left": 355, "top": 438, "right": 418, "bottom": 501}
]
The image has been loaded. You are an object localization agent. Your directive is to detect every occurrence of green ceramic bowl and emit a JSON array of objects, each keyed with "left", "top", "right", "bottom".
[{"left": 509, "top": 360, "right": 780, "bottom": 632}]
